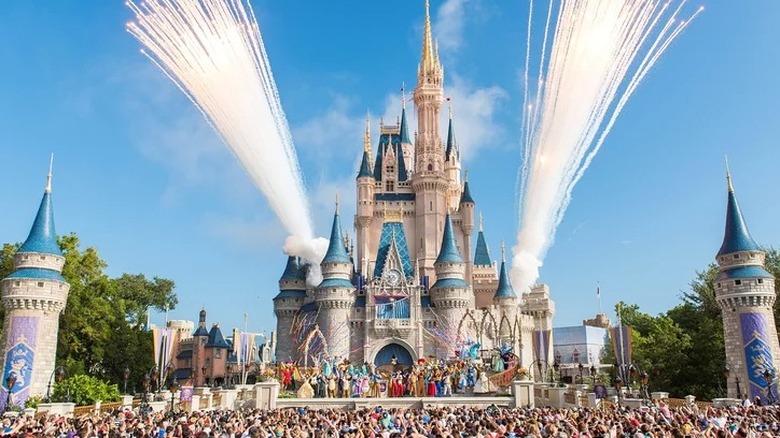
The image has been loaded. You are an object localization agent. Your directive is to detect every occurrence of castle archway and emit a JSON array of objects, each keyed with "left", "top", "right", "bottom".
[{"left": 373, "top": 343, "right": 415, "bottom": 367}]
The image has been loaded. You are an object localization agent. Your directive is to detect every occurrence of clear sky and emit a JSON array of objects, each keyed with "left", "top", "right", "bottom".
[{"left": 0, "top": 1, "right": 778, "bottom": 338}]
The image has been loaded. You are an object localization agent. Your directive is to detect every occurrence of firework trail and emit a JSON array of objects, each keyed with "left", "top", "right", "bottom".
[
  {"left": 126, "top": 0, "right": 328, "bottom": 284},
  {"left": 512, "top": 0, "right": 703, "bottom": 291}
]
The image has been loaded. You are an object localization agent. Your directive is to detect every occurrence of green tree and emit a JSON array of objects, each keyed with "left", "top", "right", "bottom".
[{"left": 52, "top": 374, "right": 120, "bottom": 406}]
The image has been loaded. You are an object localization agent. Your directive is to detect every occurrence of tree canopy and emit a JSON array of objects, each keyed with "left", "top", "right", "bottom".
[
  {"left": 608, "top": 248, "right": 780, "bottom": 399},
  {"left": 0, "top": 233, "right": 177, "bottom": 391}
]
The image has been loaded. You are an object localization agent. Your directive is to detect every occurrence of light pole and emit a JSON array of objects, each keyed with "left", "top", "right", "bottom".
[
  {"left": 640, "top": 371, "right": 650, "bottom": 405},
  {"left": 552, "top": 359, "right": 561, "bottom": 386},
  {"left": 168, "top": 376, "right": 179, "bottom": 418},
  {"left": 140, "top": 373, "right": 151, "bottom": 419},
  {"left": 45, "top": 366, "right": 65, "bottom": 403},
  {"left": 123, "top": 367, "right": 130, "bottom": 395},
  {"left": 614, "top": 376, "right": 623, "bottom": 406},
  {"left": 590, "top": 365, "right": 597, "bottom": 383},
  {"left": 4, "top": 374, "right": 16, "bottom": 411},
  {"left": 201, "top": 365, "right": 208, "bottom": 388},
  {"left": 763, "top": 370, "right": 776, "bottom": 405},
  {"left": 724, "top": 364, "right": 743, "bottom": 399}
]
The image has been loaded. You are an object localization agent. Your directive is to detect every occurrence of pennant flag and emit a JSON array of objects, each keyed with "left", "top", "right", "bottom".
[{"left": 610, "top": 324, "right": 633, "bottom": 370}]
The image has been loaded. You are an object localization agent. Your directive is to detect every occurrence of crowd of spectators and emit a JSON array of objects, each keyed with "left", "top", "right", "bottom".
[{"left": 0, "top": 402, "right": 777, "bottom": 438}]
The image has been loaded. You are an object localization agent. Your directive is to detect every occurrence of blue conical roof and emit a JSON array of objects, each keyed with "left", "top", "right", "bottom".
[
  {"left": 357, "top": 151, "right": 373, "bottom": 179},
  {"left": 445, "top": 117, "right": 456, "bottom": 160},
  {"left": 322, "top": 210, "right": 351, "bottom": 264},
  {"left": 19, "top": 189, "right": 62, "bottom": 256},
  {"left": 474, "top": 231, "right": 492, "bottom": 266},
  {"left": 399, "top": 108, "right": 411, "bottom": 144},
  {"left": 460, "top": 181, "right": 474, "bottom": 204},
  {"left": 436, "top": 214, "right": 464, "bottom": 264},
  {"left": 718, "top": 176, "right": 760, "bottom": 256},
  {"left": 495, "top": 260, "right": 516, "bottom": 299},
  {"left": 280, "top": 256, "right": 304, "bottom": 281}
]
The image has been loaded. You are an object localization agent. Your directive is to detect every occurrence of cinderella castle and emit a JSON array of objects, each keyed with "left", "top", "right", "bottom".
[{"left": 273, "top": 1, "right": 556, "bottom": 370}]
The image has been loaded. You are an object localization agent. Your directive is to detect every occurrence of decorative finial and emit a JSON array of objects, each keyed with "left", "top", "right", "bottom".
[
  {"left": 501, "top": 240, "right": 506, "bottom": 262},
  {"left": 364, "top": 111, "right": 372, "bottom": 155},
  {"left": 335, "top": 189, "right": 340, "bottom": 214},
  {"left": 479, "top": 211, "right": 483, "bottom": 232},
  {"left": 46, "top": 153, "right": 54, "bottom": 194},
  {"left": 464, "top": 169, "right": 469, "bottom": 182},
  {"left": 401, "top": 83, "right": 406, "bottom": 110},
  {"left": 725, "top": 155, "right": 734, "bottom": 192},
  {"left": 447, "top": 97, "right": 453, "bottom": 119},
  {"left": 420, "top": 0, "right": 436, "bottom": 74}
]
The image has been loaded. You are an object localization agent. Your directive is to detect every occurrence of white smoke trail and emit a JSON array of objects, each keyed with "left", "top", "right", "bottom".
[
  {"left": 126, "top": 0, "right": 326, "bottom": 284},
  {"left": 512, "top": 0, "right": 703, "bottom": 292}
]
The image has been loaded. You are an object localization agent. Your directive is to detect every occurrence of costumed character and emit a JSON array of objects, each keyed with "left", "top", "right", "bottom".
[
  {"left": 474, "top": 370, "right": 491, "bottom": 394},
  {"left": 341, "top": 373, "right": 352, "bottom": 398},
  {"left": 296, "top": 372, "right": 314, "bottom": 398},
  {"left": 327, "top": 375, "right": 337, "bottom": 398},
  {"left": 442, "top": 371, "right": 453, "bottom": 397},
  {"left": 467, "top": 365, "right": 477, "bottom": 388},
  {"left": 492, "top": 351, "right": 506, "bottom": 372}
]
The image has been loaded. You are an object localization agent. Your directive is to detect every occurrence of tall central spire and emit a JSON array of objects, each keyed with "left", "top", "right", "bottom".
[{"left": 419, "top": 0, "right": 440, "bottom": 77}]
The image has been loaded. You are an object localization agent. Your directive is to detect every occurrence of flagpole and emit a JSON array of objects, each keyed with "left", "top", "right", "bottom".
[
  {"left": 616, "top": 303, "right": 626, "bottom": 383},
  {"left": 597, "top": 282, "right": 603, "bottom": 314},
  {"left": 242, "top": 313, "right": 248, "bottom": 385}
]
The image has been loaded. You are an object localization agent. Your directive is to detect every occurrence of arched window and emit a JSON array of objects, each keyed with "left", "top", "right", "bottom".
[
  {"left": 427, "top": 163, "right": 433, "bottom": 171},
  {"left": 572, "top": 348, "right": 580, "bottom": 364},
  {"left": 385, "top": 181, "right": 394, "bottom": 192}
]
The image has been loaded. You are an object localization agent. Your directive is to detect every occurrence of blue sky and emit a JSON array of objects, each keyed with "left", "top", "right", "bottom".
[{"left": 0, "top": 1, "right": 779, "bottom": 338}]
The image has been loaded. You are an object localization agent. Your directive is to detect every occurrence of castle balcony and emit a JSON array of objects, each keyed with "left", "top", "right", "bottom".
[{"left": 373, "top": 318, "right": 413, "bottom": 337}]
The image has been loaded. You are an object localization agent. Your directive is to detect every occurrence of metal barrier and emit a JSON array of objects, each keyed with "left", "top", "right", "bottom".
[
  {"left": 100, "top": 402, "right": 122, "bottom": 413},
  {"left": 73, "top": 406, "right": 93, "bottom": 417}
]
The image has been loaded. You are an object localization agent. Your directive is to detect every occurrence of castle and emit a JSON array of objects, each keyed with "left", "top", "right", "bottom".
[{"left": 273, "top": 1, "right": 555, "bottom": 371}]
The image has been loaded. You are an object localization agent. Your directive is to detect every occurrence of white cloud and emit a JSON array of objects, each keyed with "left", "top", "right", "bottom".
[
  {"left": 292, "top": 95, "right": 364, "bottom": 159},
  {"left": 202, "top": 212, "right": 287, "bottom": 251},
  {"left": 434, "top": 0, "right": 471, "bottom": 53}
]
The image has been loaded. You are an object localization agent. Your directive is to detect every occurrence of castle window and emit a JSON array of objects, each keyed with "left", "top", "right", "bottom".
[
  {"left": 14, "top": 281, "right": 20, "bottom": 287},
  {"left": 23, "top": 255, "right": 28, "bottom": 260},
  {"left": 733, "top": 254, "right": 740, "bottom": 259},
  {"left": 758, "top": 279, "right": 764, "bottom": 284},
  {"left": 735, "top": 280, "right": 742, "bottom": 286},
  {"left": 427, "top": 164, "right": 433, "bottom": 171},
  {"left": 386, "top": 165, "right": 395, "bottom": 174},
  {"left": 572, "top": 349, "right": 581, "bottom": 364},
  {"left": 37, "top": 282, "right": 44, "bottom": 288},
  {"left": 717, "top": 282, "right": 721, "bottom": 288},
  {"left": 385, "top": 181, "right": 394, "bottom": 192},
  {"left": 215, "top": 348, "right": 222, "bottom": 358},
  {"left": 40, "top": 256, "right": 46, "bottom": 260}
]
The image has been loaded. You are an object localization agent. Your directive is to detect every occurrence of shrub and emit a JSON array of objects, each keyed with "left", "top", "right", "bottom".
[{"left": 52, "top": 374, "right": 121, "bottom": 406}]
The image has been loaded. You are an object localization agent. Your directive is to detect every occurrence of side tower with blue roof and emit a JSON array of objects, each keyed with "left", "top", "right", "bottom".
[
  {"left": 715, "top": 168, "right": 780, "bottom": 402},
  {"left": 315, "top": 203, "right": 356, "bottom": 361},
  {"left": 273, "top": 256, "right": 307, "bottom": 362},
  {"left": 430, "top": 213, "right": 473, "bottom": 353},
  {"left": 0, "top": 159, "right": 70, "bottom": 407}
]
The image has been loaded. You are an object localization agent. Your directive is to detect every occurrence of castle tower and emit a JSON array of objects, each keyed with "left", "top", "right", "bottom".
[
  {"left": 445, "top": 113, "right": 462, "bottom": 210},
  {"left": 494, "top": 244, "right": 518, "bottom": 346},
  {"left": 412, "top": 0, "right": 448, "bottom": 280},
  {"left": 315, "top": 204, "right": 356, "bottom": 362},
  {"left": 192, "top": 308, "right": 209, "bottom": 386},
  {"left": 273, "top": 256, "right": 307, "bottom": 363},
  {"left": 430, "top": 213, "right": 473, "bottom": 355},
  {"left": 473, "top": 213, "right": 498, "bottom": 308},
  {"left": 459, "top": 178, "right": 475, "bottom": 285},
  {"left": 715, "top": 170, "right": 780, "bottom": 401},
  {"left": 356, "top": 116, "right": 376, "bottom": 275},
  {"left": 0, "top": 161, "right": 70, "bottom": 407}
]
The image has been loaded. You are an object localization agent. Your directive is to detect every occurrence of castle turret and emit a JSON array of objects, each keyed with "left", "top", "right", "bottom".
[
  {"left": 715, "top": 169, "right": 780, "bottom": 401},
  {"left": 473, "top": 213, "right": 498, "bottom": 308},
  {"left": 431, "top": 214, "right": 473, "bottom": 354},
  {"left": 0, "top": 160, "right": 70, "bottom": 407},
  {"left": 316, "top": 204, "right": 356, "bottom": 361},
  {"left": 459, "top": 177, "right": 475, "bottom": 286},
  {"left": 494, "top": 244, "right": 518, "bottom": 345},
  {"left": 412, "top": 0, "right": 448, "bottom": 280},
  {"left": 445, "top": 111, "right": 462, "bottom": 206},
  {"left": 273, "top": 256, "right": 307, "bottom": 363},
  {"left": 356, "top": 115, "right": 376, "bottom": 276}
]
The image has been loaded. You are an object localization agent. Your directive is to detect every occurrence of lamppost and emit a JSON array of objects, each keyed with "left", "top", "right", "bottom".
[
  {"left": 201, "top": 365, "right": 208, "bottom": 388},
  {"left": 4, "top": 374, "right": 17, "bottom": 411},
  {"left": 168, "top": 376, "right": 179, "bottom": 418},
  {"left": 123, "top": 367, "right": 130, "bottom": 395},
  {"left": 578, "top": 362, "right": 584, "bottom": 384},
  {"left": 639, "top": 371, "right": 650, "bottom": 405},
  {"left": 614, "top": 376, "right": 623, "bottom": 406},
  {"left": 45, "top": 366, "right": 65, "bottom": 403},
  {"left": 552, "top": 359, "right": 561, "bottom": 386},
  {"left": 763, "top": 369, "right": 776, "bottom": 405},
  {"left": 723, "top": 364, "right": 742, "bottom": 399},
  {"left": 226, "top": 363, "right": 234, "bottom": 389},
  {"left": 140, "top": 373, "right": 151, "bottom": 419},
  {"left": 590, "top": 365, "right": 598, "bottom": 383},
  {"left": 530, "top": 359, "right": 551, "bottom": 384}
]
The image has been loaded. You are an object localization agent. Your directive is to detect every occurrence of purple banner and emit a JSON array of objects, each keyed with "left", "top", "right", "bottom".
[
  {"left": 532, "top": 329, "right": 551, "bottom": 363},
  {"left": 1, "top": 316, "right": 39, "bottom": 410},
  {"left": 610, "top": 325, "right": 633, "bottom": 369},
  {"left": 740, "top": 313, "right": 777, "bottom": 402},
  {"left": 179, "top": 386, "right": 193, "bottom": 402}
]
